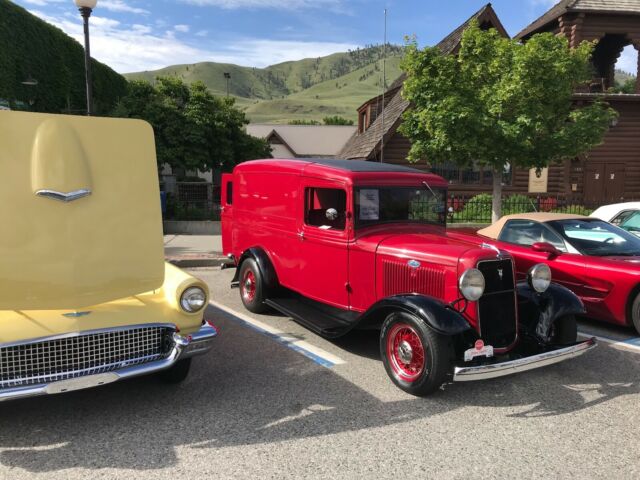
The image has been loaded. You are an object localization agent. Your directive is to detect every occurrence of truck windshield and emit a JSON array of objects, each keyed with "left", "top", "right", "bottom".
[{"left": 354, "top": 186, "right": 447, "bottom": 228}]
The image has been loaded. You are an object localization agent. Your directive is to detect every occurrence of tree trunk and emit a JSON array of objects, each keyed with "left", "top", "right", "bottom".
[{"left": 492, "top": 168, "right": 503, "bottom": 223}]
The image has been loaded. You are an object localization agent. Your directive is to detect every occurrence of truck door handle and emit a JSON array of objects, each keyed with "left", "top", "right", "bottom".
[{"left": 297, "top": 231, "right": 305, "bottom": 241}]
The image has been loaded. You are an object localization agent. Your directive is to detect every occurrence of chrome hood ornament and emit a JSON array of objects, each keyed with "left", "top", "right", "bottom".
[{"left": 36, "top": 189, "right": 92, "bottom": 203}]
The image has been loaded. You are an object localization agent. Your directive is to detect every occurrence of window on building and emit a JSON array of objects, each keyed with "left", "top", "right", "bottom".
[{"left": 358, "top": 109, "right": 368, "bottom": 133}]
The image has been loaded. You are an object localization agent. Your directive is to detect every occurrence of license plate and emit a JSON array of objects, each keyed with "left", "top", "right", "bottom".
[
  {"left": 45, "top": 373, "right": 119, "bottom": 394},
  {"left": 464, "top": 345, "right": 494, "bottom": 362}
]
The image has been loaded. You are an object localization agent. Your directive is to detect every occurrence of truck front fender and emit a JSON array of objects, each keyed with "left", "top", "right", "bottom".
[
  {"left": 517, "top": 282, "right": 586, "bottom": 342},
  {"left": 357, "top": 294, "right": 472, "bottom": 336},
  {"left": 232, "top": 247, "right": 279, "bottom": 290}
]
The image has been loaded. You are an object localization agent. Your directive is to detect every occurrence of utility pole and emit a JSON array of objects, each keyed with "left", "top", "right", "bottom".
[
  {"left": 380, "top": 8, "right": 387, "bottom": 163},
  {"left": 224, "top": 72, "right": 231, "bottom": 97}
]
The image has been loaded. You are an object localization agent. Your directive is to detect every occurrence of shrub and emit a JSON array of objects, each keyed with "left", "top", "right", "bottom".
[
  {"left": 503, "top": 194, "right": 537, "bottom": 216},
  {"left": 551, "top": 205, "right": 593, "bottom": 216}
]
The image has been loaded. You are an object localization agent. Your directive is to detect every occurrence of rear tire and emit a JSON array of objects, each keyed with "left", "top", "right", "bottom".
[
  {"left": 550, "top": 315, "right": 578, "bottom": 345},
  {"left": 380, "top": 312, "right": 451, "bottom": 397},
  {"left": 239, "top": 258, "right": 269, "bottom": 313},
  {"left": 160, "top": 358, "right": 191, "bottom": 384}
]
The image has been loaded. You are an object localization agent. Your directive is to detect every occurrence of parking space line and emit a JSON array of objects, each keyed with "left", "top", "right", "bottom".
[
  {"left": 578, "top": 331, "right": 640, "bottom": 354},
  {"left": 209, "top": 300, "right": 346, "bottom": 368}
]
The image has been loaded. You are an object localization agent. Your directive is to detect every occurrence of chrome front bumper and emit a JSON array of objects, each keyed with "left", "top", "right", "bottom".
[
  {"left": 0, "top": 323, "right": 217, "bottom": 402},
  {"left": 453, "top": 338, "right": 597, "bottom": 382}
]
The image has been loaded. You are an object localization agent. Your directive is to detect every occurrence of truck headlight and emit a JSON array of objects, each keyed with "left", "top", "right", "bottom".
[
  {"left": 180, "top": 286, "right": 207, "bottom": 313},
  {"left": 459, "top": 268, "right": 485, "bottom": 302},
  {"left": 528, "top": 263, "right": 552, "bottom": 293}
]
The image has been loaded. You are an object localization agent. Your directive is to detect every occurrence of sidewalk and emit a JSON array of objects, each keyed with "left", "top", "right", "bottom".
[{"left": 164, "top": 235, "right": 227, "bottom": 268}]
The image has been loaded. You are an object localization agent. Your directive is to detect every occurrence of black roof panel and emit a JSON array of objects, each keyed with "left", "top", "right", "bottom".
[{"left": 304, "top": 158, "right": 423, "bottom": 173}]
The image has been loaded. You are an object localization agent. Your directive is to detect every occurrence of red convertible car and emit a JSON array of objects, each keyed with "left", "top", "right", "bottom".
[{"left": 462, "top": 213, "right": 640, "bottom": 334}]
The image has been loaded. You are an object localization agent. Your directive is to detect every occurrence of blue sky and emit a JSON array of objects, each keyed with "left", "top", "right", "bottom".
[{"left": 14, "top": 0, "right": 638, "bottom": 74}]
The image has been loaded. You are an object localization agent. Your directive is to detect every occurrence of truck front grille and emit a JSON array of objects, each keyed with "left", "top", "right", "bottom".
[
  {"left": 0, "top": 326, "right": 174, "bottom": 389},
  {"left": 477, "top": 259, "right": 517, "bottom": 348}
]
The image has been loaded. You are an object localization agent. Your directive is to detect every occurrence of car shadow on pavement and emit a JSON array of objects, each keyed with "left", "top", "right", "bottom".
[{"left": 0, "top": 311, "right": 637, "bottom": 473}]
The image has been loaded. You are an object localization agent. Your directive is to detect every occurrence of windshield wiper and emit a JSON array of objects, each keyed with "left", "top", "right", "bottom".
[{"left": 422, "top": 180, "right": 438, "bottom": 201}]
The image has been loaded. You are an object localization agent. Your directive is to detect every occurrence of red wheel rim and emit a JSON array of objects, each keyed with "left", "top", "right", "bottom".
[
  {"left": 242, "top": 270, "right": 256, "bottom": 303},
  {"left": 386, "top": 323, "right": 426, "bottom": 382}
]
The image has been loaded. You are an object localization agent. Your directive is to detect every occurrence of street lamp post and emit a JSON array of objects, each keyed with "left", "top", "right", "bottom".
[
  {"left": 224, "top": 72, "right": 231, "bottom": 97},
  {"left": 74, "top": 0, "right": 98, "bottom": 116}
]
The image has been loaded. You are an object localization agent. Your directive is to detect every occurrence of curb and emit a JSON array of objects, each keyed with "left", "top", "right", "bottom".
[{"left": 165, "top": 256, "right": 229, "bottom": 268}]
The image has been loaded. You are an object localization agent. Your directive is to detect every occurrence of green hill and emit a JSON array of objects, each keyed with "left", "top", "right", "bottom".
[
  {"left": 0, "top": 0, "right": 127, "bottom": 114},
  {"left": 125, "top": 46, "right": 404, "bottom": 123}
]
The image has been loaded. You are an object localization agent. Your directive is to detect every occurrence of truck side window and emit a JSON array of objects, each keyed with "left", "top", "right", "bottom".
[
  {"left": 305, "top": 188, "right": 346, "bottom": 230},
  {"left": 226, "top": 181, "right": 233, "bottom": 205}
]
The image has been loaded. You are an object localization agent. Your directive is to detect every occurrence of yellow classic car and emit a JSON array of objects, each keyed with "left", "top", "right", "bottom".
[{"left": 0, "top": 111, "right": 216, "bottom": 401}]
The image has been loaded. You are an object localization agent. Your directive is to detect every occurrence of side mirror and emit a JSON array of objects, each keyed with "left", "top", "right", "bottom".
[
  {"left": 326, "top": 208, "right": 338, "bottom": 221},
  {"left": 532, "top": 242, "right": 561, "bottom": 258}
]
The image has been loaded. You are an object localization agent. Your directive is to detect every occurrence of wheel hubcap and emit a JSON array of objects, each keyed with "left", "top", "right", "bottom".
[
  {"left": 386, "top": 323, "right": 426, "bottom": 383},
  {"left": 242, "top": 270, "right": 256, "bottom": 302},
  {"left": 397, "top": 341, "right": 413, "bottom": 364}
]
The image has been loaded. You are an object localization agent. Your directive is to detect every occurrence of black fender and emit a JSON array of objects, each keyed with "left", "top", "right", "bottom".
[
  {"left": 357, "top": 294, "right": 472, "bottom": 336},
  {"left": 516, "top": 281, "right": 586, "bottom": 342},
  {"left": 232, "top": 247, "right": 279, "bottom": 290}
]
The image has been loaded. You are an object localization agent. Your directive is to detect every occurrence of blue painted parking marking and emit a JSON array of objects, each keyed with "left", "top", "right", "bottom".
[{"left": 209, "top": 300, "right": 345, "bottom": 368}]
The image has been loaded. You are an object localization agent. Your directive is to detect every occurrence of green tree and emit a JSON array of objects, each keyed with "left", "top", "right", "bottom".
[
  {"left": 112, "top": 77, "right": 271, "bottom": 173},
  {"left": 400, "top": 22, "right": 617, "bottom": 221},
  {"left": 323, "top": 115, "right": 354, "bottom": 125},
  {"left": 612, "top": 77, "right": 637, "bottom": 94},
  {"left": 288, "top": 119, "right": 320, "bottom": 125}
]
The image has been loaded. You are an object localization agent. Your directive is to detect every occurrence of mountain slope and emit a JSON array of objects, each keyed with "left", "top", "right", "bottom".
[{"left": 125, "top": 46, "right": 404, "bottom": 123}]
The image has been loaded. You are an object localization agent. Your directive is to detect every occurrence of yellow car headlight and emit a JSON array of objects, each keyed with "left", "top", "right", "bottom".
[{"left": 180, "top": 286, "right": 207, "bottom": 313}]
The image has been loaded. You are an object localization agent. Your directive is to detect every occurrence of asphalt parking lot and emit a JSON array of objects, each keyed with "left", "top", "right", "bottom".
[{"left": 1, "top": 267, "right": 640, "bottom": 479}]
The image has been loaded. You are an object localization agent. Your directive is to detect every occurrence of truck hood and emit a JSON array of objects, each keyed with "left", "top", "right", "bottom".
[
  {"left": 357, "top": 227, "right": 486, "bottom": 267},
  {"left": 0, "top": 112, "right": 164, "bottom": 310}
]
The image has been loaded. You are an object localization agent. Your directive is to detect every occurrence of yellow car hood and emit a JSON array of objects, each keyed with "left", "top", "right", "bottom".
[{"left": 0, "top": 112, "right": 164, "bottom": 310}]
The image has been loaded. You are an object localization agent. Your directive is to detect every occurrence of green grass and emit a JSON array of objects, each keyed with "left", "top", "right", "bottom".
[{"left": 124, "top": 46, "right": 404, "bottom": 124}]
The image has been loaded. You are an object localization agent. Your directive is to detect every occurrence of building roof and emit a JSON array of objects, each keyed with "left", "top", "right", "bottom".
[
  {"left": 247, "top": 124, "right": 357, "bottom": 157},
  {"left": 516, "top": 0, "right": 640, "bottom": 39},
  {"left": 338, "top": 90, "right": 410, "bottom": 160},
  {"left": 339, "top": 3, "right": 509, "bottom": 161},
  {"left": 477, "top": 213, "right": 588, "bottom": 239}
]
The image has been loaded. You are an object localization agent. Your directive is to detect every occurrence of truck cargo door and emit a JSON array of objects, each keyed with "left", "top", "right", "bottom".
[{"left": 221, "top": 174, "right": 234, "bottom": 256}]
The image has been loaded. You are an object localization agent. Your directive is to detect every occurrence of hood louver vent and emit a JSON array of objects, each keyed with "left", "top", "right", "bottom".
[{"left": 383, "top": 259, "right": 445, "bottom": 298}]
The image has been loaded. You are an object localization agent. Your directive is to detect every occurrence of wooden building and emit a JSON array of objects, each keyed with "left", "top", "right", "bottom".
[{"left": 339, "top": 0, "right": 640, "bottom": 205}]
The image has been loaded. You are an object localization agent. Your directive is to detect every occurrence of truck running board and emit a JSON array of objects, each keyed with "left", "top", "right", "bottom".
[{"left": 265, "top": 291, "right": 359, "bottom": 339}]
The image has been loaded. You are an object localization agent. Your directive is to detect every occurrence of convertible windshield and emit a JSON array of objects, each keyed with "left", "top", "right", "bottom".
[
  {"left": 354, "top": 186, "right": 447, "bottom": 228},
  {"left": 620, "top": 211, "right": 640, "bottom": 234},
  {"left": 549, "top": 219, "right": 640, "bottom": 256}
]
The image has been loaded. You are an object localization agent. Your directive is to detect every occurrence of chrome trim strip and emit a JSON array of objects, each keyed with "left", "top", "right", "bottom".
[
  {"left": 0, "top": 323, "right": 177, "bottom": 349},
  {"left": 0, "top": 323, "right": 217, "bottom": 402},
  {"left": 36, "top": 189, "right": 91, "bottom": 203},
  {"left": 453, "top": 337, "right": 596, "bottom": 382}
]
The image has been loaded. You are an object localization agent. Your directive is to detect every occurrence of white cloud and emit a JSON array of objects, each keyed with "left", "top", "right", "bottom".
[
  {"left": 617, "top": 45, "right": 638, "bottom": 75},
  {"left": 27, "top": 9, "right": 360, "bottom": 73},
  {"left": 174, "top": 24, "right": 190, "bottom": 33},
  {"left": 195, "top": 30, "right": 209, "bottom": 37},
  {"left": 100, "top": 1, "right": 149, "bottom": 15},
  {"left": 180, "top": 0, "right": 343, "bottom": 11},
  {"left": 529, "top": 0, "right": 558, "bottom": 7},
  {"left": 22, "top": 0, "right": 64, "bottom": 5}
]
